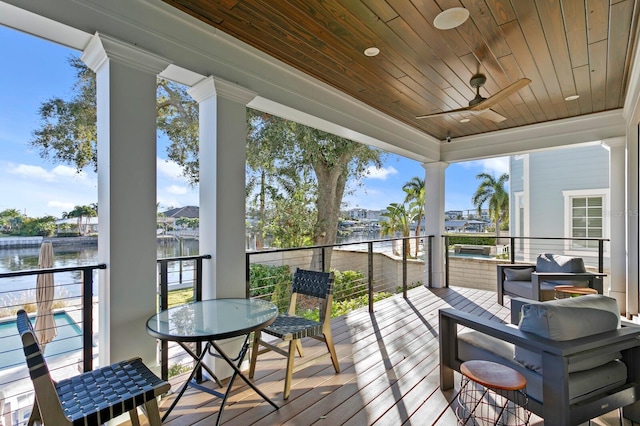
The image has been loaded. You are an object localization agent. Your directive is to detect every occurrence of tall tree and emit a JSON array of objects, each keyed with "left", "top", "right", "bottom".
[
  {"left": 30, "top": 59, "right": 385, "bottom": 262},
  {"left": 402, "top": 176, "right": 425, "bottom": 257},
  {"left": 31, "top": 57, "right": 199, "bottom": 183},
  {"left": 471, "top": 172, "right": 509, "bottom": 240}
]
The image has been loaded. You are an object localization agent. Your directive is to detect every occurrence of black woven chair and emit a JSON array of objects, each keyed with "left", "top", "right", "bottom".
[
  {"left": 249, "top": 268, "right": 340, "bottom": 399},
  {"left": 16, "top": 309, "right": 170, "bottom": 426}
]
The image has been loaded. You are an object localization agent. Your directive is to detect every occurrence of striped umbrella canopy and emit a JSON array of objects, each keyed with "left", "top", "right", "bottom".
[{"left": 34, "top": 242, "right": 57, "bottom": 346}]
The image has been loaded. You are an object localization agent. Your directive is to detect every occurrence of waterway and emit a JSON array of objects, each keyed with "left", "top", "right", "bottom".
[
  {"left": 0, "top": 238, "right": 200, "bottom": 306},
  {"left": 0, "top": 231, "right": 388, "bottom": 306}
]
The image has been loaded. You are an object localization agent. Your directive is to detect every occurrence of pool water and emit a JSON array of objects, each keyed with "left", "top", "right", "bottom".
[{"left": 0, "top": 312, "right": 84, "bottom": 370}]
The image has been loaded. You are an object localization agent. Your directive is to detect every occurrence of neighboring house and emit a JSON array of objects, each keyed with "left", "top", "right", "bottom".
[
  {"left": 345, "top": 208, "right": 384, "bottom": 221},
  {"left": 509, "top": 144, "right": 610, "bottom": 265},
  {"left": 55, "top": 217, "right": 99, "bottom": 235},
  {"left": 445, "top": 219, "right": 487, "bottom": 233},
  {"left": 160, "top": 206, "right": 200, "bottom": 231}
]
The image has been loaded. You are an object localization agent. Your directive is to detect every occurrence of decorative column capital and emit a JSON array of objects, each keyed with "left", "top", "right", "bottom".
[
  {"left": 422, "top": 161, "right": 449, "bottom": 172},
  {"left": 188, "top": 76, "right": 256, "bottom": 104},
  {"left": 601, "top": 136, "right": 626, "bottom": 149},
  {"left": 81, "top": 32, "right": 171, "bottom": 75}
]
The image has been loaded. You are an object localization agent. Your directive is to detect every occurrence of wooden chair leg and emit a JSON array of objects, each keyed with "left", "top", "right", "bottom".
[
  {"left": 128, "top": 408, "right": 141, "bottom": 426},
  {"left": 283, "top": 339, "right": 297, "bottom": 400},
  {"left": 249, "top": 330, "right": 261, "bottom": 379},
  {"left": 27, "top": 400, "right": 41, "bottom": 426},
  {"left": 144, "top": 399, "right": 163, "bottom": 426},
  {"left": 295, "top": 339, "right": 304, "bottom": 357},
  {"left": 324, "top": 331, "right": 340, "bottom": 373}
]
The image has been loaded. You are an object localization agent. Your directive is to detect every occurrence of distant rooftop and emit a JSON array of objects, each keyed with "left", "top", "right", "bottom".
[{"left": 162, "top": 206, "right": 199, "bottom": 219}]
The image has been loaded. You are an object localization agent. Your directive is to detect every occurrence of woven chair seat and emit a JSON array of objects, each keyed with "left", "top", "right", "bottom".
[
  {"left": 17, "top": 309, "right": 170, "bottom": 426},
  {"left": 262, "top": 314, "right": 322, "bottom": 340},
  {"left": 56, "top": 358, "right": 169, "bottom": 425}
]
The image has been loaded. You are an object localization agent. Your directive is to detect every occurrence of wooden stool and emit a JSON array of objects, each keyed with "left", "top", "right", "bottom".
[
  {"left": 554, "top": 285, "right": 598, "bottom": 299},
  {"left": 456, "top": 360, "right": 530, "bottom": 425}
]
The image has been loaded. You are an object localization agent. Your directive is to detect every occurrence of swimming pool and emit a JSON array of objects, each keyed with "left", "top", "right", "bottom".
[{"left": 0, "top": 311, "right": 84, "bottom": 370}]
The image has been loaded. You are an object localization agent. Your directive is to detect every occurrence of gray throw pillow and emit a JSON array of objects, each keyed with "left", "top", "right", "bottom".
[{"left": 503, "top": 267, "right": 533, "bottom": 281}]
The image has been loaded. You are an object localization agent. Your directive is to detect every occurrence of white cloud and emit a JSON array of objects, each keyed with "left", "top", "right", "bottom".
[
  {"left": 48, "top": 200, "right": 75, "bottom": 211},
  {"left": 480, "top": 157, "right": 509, "bottom": 175},
  {"left": 52, "top": 165, "right": 86, "bottom": 179},
  {"left": 157, "top": 158, "right": 184, "bottom": 180},
  {"left": 7, "top": 164, "right": 56, "bottom": 181},
  {"left": 461, "top": 157, "right": 509, "bottom": 176},
  {"left": 365, "top": 166, "right": 398, "bottom": 180},
  {"left": 166, "top": 185, "right": 187, "bottom": 195}
]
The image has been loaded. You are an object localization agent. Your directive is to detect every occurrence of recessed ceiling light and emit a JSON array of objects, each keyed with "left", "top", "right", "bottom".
[
  {"left": 460, "top": 118, "right": 471, "bottom": 123},
  {"left": 565, "top": 94, "right": 580, "bottom": 101},
  {"left": 364, "top": 47, "right": 380, "bottom": 57},
  {"left": 434, "top": 7, "right": 470, "bottom": 30}
]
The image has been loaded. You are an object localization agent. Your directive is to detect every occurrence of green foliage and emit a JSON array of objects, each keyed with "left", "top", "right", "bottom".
[
  {"left": 332, "top": 269, "right": 367, "bottom": 300},
  {"left": 168, "top": 363, "right": 191, "bottom": 378},
  {"left": 302, "top": 291, "right": 393, "bottom": 321},
  {"left": 21, "top": 216, "right": 57, "bottom": 236},
  {"left": 445, "top": 235, "right": 497, "bottom": 246},
  {"left": 0, "top": 209, "right": 25, "bottom": 234},
  {"left": 249, "top": 264, "right": 292, "bottom": 312}
]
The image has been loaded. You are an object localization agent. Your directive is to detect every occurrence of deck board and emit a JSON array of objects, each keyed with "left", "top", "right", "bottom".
[{"left": 124, "top": 286, "right": 624, "bottom": 425}]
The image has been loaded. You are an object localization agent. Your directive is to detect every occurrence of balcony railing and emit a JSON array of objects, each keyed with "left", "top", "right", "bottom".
[{"left": 0, "top": 234, "right": 611, "bottom": 422}]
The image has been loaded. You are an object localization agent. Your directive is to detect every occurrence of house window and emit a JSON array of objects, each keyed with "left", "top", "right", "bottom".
[
  {"left": 571, "top": 197, "right": 603, "bottom": 248},
  {"left": 563, "top": 189, "right": 608, "bottom": 252}
]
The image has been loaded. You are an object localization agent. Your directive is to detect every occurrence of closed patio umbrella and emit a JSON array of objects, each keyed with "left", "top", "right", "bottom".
[{"left": 34, "top": 242, "right": 56, "bottom": 347}]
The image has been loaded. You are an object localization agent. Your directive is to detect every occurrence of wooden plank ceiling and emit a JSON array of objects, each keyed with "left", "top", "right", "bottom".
[{"left": 163, "top": 0, "right": 639, "bottom": 142}]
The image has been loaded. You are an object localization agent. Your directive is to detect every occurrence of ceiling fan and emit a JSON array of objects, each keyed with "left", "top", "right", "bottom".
[{"left": 416, "top": 74, "right": 531, "bottom": 123}]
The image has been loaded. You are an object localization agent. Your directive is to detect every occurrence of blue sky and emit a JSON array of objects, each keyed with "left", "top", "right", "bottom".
[{"left": 0, "top": 25, "right": 507, "bottom": 218}]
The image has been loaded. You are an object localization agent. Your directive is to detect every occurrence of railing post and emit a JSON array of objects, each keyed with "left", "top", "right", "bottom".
[
  {"left": 444, "top": 235, "right": 449, "bottom": 288},
  {"left": 321, "top": 247, "right": 326, "bottom": 272},
  {"left": 246, "top": 252, "right": 251, "bottom": 299},
  {"left": 402, "top": 238, "right": 407, "bottom": 298},
  {"left": 598, "top": 239, "right": 604, "bottom": 273},
  {"left": 82, "top": 267, "right": 94, "bottom": 373},
  {"left": 368, "top": 241, "right": 374, "bottom": 313},
  {"left": 510, "top": 237, "right": 515, "bottom": 263},
  {"left": 159, "top": 260, "right": 169, "bottom": 381},
  {"left": 428, "top": 236, "right": 433, "bottom": 288}
]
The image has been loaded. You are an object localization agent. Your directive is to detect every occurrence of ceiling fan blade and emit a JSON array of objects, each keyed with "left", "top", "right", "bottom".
[
  {"left": 468, "top": 78, "right": 531, "bottom": 111},
  {"left": 416, "top": 106, "right": 470, "bottom": 119},
  {"left": 477, "top": 109, "right": 507, "bottom": 123}
]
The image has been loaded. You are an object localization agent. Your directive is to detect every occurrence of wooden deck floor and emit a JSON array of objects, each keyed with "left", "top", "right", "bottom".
[{"left": 137, "top": 286, "right": 621, "bottom": 425}]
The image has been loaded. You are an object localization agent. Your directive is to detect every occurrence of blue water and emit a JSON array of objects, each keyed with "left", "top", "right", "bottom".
[{"left": 0, "top": 311, "right": 84, "bottom": 370}]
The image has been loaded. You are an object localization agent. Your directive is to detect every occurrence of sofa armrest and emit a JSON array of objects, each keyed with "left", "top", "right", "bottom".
[
  {"left": 532, "top": 272, "right": 605, "bottom": 294},
  {"left": 497, "top": 263, "right": 535, "bottom": 305},
  {"left": 439, "top": 307, "right": 640, "bottom": 389}
]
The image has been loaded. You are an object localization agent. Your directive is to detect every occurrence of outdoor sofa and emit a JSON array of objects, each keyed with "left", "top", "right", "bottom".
[
  {"left": 497, "top": 253, "right": 604, "bottom": 305},
  {"left": 439, "top": 295, "right": 640, "bottom": 425}
]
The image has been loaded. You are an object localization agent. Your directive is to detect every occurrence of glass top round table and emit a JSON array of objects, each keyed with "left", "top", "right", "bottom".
[{"left": 146, "top": 298, "right": 278, "bottom": 342}]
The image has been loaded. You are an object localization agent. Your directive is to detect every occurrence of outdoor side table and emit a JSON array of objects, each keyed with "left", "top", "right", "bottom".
[
  {"left": 456, "top": 360, "right": 530, "bottom": 426},
  {"left": 554, "top": 285, "right": 598, "bottom": 299},
  {"left": 146, "top": 298, "right": 279, "bottom": 425}
]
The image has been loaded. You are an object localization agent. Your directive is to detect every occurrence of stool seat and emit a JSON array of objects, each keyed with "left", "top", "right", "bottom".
[{"left": 461, "top": 360, "right": 526, "bottom": 391}]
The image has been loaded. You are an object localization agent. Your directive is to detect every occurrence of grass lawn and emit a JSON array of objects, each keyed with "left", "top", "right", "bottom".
[{"left": 168, "top": 288, "right": 194, "bottom": 307}]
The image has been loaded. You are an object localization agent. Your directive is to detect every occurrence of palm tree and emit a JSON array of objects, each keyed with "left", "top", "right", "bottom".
[
  {"left": 471, "top": 173, "right": 509, "bottom": 241},
  {"left": 402, "top": 176, "right": 425, "bottom": 257},
  {"left": 380, "top": 203, "right": 412, "bottom": 257}
]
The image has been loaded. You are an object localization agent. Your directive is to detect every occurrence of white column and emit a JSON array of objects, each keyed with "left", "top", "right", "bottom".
[
  {"left": 602, "top": 137, "right": 626, "bottom": 313},
  {"left": 627, "top": 124, "right": 639, "bottom": 318},
  {"left": 423, "top": 161, "right": 448, "bottom": 288},
  {"left": 187, "top": 77, "right": 255, "bottom": 378},
  {"left": 82, "top": 33, "right": 170, "bottom": 367},
  {"left": 188, "top": 76, "right": 255, "bottom": 299}
]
